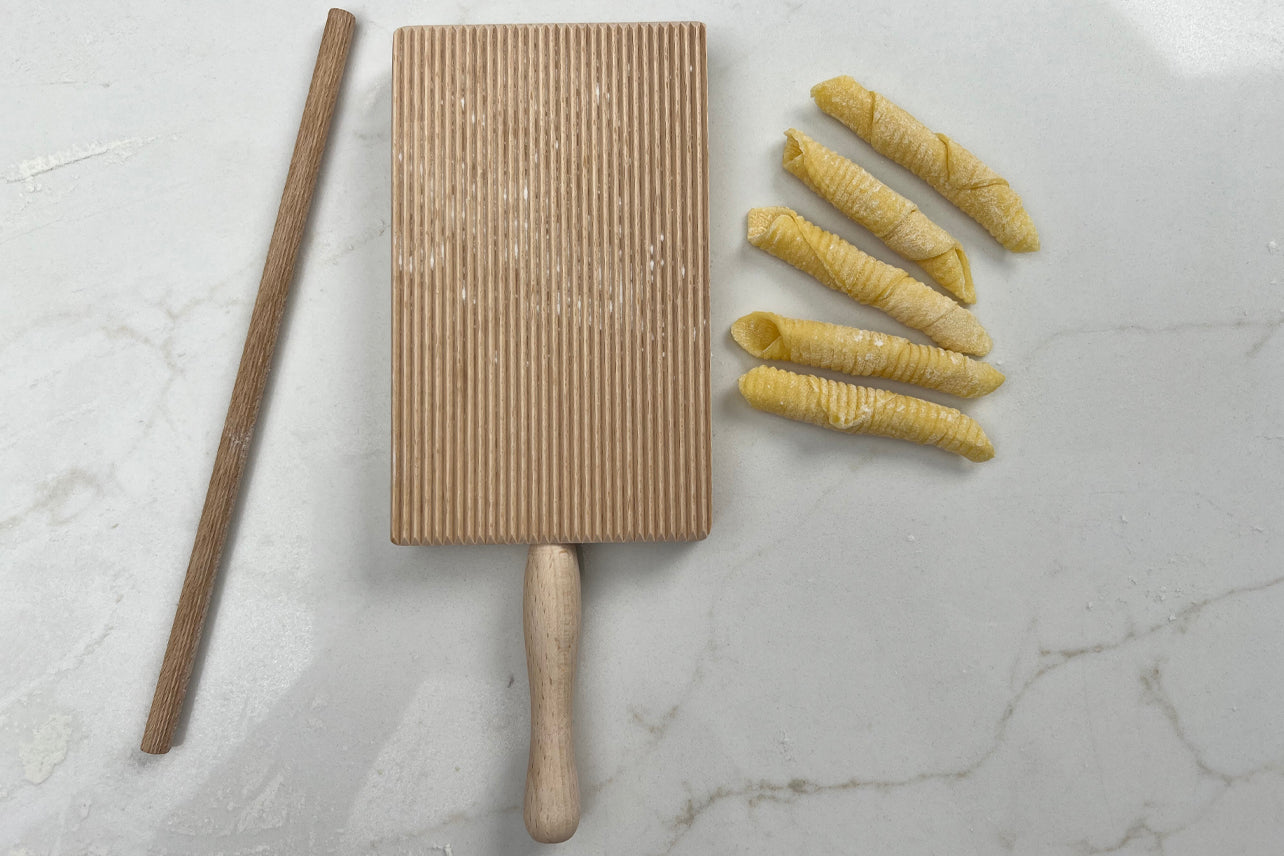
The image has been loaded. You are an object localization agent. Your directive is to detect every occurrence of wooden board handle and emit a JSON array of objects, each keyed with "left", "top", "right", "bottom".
[
  {"left": 523, "top": 544, "right": 581, "bottom": 842},
  {"left": 140, "top": 8, "right": 355, "bottom": 756}
]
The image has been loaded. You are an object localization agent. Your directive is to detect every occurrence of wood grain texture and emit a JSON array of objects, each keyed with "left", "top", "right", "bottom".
[
  {"left": 141, "top": 8, "right": 355, "bottom": 755},
  {"left": 390, "top": 22, "right": 711, "bottom": 546},
  {"left": 523, "top": 545, "right": 581, "bottom": 842}
]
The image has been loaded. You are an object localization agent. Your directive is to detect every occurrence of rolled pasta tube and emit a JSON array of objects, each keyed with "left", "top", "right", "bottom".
[
  {"left": 731, "top": 311, "right": 1004, "bottom": 398},
  {"left": 746, "top": 206, "right": 992, "bottom": 356},
  {"left": 738, "top": 365, "right": 994, "bottom": 462},
  {"left": 812, "top": 76, "right": 1039, "bottom": 253},
  {"left": 783, "top": 129, "right": 974, "bottom": 303}
]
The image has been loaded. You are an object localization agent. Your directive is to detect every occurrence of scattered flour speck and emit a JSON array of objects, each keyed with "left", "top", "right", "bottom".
[{"left": 20, "top": 714, "right": 72, "bottom": 784}]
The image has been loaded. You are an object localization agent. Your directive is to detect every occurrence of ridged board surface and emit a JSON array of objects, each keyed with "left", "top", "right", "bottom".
[{"left": 391, "top": 23, "right": 710, "bottom": 545}]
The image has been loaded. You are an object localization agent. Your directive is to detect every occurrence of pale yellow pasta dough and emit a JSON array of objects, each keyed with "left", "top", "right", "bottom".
[
  {"left": 782, "top": 129, "right": 974, "bottom": 303},
  {"left": 738, "top": 365, "right": 995, "bottom": 462},
  {"left": 812, "top": 76, "right": 1039, "bottom": 253},
  {"left": 746, "top": 206, "right": 992, "bottom": 356},
  {"left": 732, "top": 311, "right": 1004, "bottom": 398}
]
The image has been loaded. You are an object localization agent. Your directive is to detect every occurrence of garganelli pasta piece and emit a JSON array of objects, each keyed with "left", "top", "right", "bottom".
[
  {"left": 746, "top": 206, "right": 992, "bottom": 356},
  {"left": 738, "top": 365, "right": 994, "bottom": 462},
  {"left": 812, "top": 76, "right": 1039, "bottom": 253},
  {"left": 731, "top": 311, "right": 1004, "bottom": 398},
  {"left": 782, "top": 129, "right": 975, "bottom": 303}
]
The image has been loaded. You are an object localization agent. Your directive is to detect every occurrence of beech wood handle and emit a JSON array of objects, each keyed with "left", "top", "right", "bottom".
[{"left": 523, "top": 544, "right": 581, "bottom": 842}]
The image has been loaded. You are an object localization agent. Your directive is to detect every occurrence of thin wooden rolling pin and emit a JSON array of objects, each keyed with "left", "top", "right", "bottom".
[{"left": 141, "top": 8, "right": 355, "bottom": 755}]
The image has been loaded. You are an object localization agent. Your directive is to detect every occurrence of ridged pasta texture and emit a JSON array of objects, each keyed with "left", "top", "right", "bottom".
[
  {"left": 732, "top": 311, "right": 1004, "bottom": 398},
  {"left": 738, "top": 365, "right": 995, "bottom": 462},
  {"left": 746, "top": 206, "right": 992, "bottom": 356},
  {"left": 782, "top": 129, "right": 975, "bottom": 303},
  {"left": 812, "top": 76, "right": 1039, "bottom": 253}
]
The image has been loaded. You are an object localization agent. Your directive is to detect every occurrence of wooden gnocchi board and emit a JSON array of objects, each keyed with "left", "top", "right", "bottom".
[{"left": 391, "top": 22, "right": 711, "bottom": 546}]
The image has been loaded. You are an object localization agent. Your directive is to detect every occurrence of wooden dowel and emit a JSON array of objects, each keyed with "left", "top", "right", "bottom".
[{"left": 141, "top": 8, "right": 355, "bottom": 755}]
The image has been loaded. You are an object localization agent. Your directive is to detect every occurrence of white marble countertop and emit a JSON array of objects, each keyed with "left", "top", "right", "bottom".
[{"left": 4, "top": 1, "right": 1283, "bottom": 853}]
